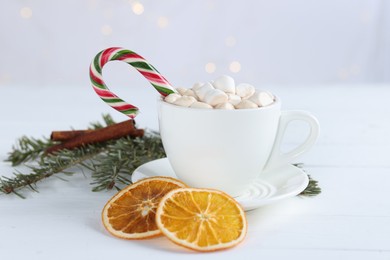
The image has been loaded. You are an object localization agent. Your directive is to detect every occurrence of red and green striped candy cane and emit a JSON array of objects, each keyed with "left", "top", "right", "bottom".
[{"left": 89, "top": 47, "right": 177, "bottom": 118}]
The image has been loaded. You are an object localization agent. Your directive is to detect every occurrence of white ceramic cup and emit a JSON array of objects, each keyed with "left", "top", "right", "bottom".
[{"left": 158, "top": 97, "right": 320, "bottom": 197}]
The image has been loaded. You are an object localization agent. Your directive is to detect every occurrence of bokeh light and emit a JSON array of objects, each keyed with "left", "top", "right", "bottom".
[
  {"left": 229, "top": 61, "right": 241, "bottom": 73},
  {"left": 157, "top": 16, "right": 169, "bottom": 28},
  {"left": 20, "top": 7, "right": 32, "bottom": 19},
  {"left": 205, "top": 62, "right": 216, "bottom": 73},
  {"left": 101, "top": 25, "right": 113, "bottom": 36},
  {"left": 132, "top": 2, "right": 144, "bottom": 15}
]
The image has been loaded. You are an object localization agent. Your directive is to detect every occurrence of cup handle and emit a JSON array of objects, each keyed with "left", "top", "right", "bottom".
[{"left": 264, "top": 110, "right": 320, "bottom": 170}]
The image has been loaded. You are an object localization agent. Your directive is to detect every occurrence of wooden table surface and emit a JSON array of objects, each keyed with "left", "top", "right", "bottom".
[{"left": 1, "top": 84, "right": 389, "bottom": 259}]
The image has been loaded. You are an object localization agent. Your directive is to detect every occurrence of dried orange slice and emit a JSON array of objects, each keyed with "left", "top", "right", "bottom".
[
  {"left": 102, "top": 176, "right": 187, "bottom": 239},
  {"left": 156, "top": 188, "right": 247, "bottom": 252}
]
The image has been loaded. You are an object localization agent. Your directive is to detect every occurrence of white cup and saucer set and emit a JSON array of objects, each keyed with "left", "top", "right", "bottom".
[{"left": 90, "top": 47, "right": 320, "bottom": 211}]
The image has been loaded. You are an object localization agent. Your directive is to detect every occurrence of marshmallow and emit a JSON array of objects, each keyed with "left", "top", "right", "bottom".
[
  {"left": 214, "top": 102, "right": 235, "bottom": 110},
  {"left": 265, "top": 90, "right": 275, "bottom": 100},
  {"left": 192, "top": 82, "right": 204, "bottom": 91},
  {"left": 204, "top": 89, "right": 229, "bottom": 106},
  {"left": 249, "top": 91, "right": 274, "bottom": 107},
  {"left": 190, "top": 101, "right": 213, "bottom": 109},
  {"left": 176, "top": 87, "right": 188, "bottom": 96},
  {"left": 183, "top": 89, "right": 198, "bottom": 99},
  {"left": 227, "top": 93, "right": 241, "bottom": 106},
  {"left": 194, "top": 82, "right": 214, "bottom": 101},
  {"left": 212, "top": 75, "right": 235, "bottom": 94},
  {"left": 164, "top": 93, "right": 182, "bottom": 104},
  {"left": 236, "top": 83, "right": 255, "bottom": 99},
  {"left": 235, "top": 100, "right": 258, "bottom": 109},
  {"left": 173, "top": 96, "right": 197, "bottom": 107}
]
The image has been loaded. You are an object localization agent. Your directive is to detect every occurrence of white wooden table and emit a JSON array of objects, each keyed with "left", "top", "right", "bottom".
[{"left": 1, "top": 84, "right": 389, "bottom": 259}]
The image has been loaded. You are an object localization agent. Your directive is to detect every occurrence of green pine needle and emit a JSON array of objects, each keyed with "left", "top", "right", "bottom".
[
  {"left": 294, "top": 163, "right": 322, "bottom": 197},
  {"left": 5, "top": 136, "right": 54, "bottom": 167},
  {"left": 88, "top": 134, "right": 166, "bottom": 192},
  {"left": 300, "top": 175, "right": 322, "bottom": 197}
]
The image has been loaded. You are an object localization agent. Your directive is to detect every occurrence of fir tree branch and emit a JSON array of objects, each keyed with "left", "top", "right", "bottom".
[
  {"left": 1, "top": 114, "right": 117, "bottom": 197},
  {"left": 0, "top": 131, "right": 164, "bottom": 197}
]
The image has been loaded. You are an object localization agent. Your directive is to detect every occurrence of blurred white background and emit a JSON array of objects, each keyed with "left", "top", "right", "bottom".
[{"left": 1, "top": 0, "right": 389, "bottom": 89}]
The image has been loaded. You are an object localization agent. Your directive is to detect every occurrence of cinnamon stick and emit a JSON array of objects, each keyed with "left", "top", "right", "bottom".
[
  {"left": 51, "top": 130, "right": 94, "bottom": 142},
  {"left": 46, "top": 120, "right": 144, "bottom": 154}
]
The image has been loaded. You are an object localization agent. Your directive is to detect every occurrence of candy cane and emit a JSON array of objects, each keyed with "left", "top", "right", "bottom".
[{"left": 89, "top": 47, "right": 176, "bottom": 118}]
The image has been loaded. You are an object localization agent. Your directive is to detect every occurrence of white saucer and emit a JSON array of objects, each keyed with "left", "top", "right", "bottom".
[{"left": 132, "top": 158, "right": 309, "bottom": 211}]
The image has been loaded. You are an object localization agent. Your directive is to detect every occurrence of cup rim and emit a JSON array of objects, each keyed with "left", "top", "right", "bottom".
[{"left": 158, "top": 95, "right": 280, "bottom": 112}]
